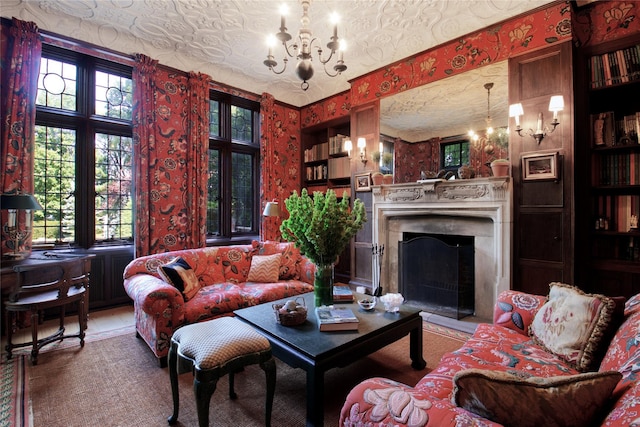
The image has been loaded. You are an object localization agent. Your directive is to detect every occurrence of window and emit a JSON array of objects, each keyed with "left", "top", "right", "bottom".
[
  {"left": 207, "top": 93, "right": 260, "bottom": 239},
  {"left": 33, "top": 45, "right": 133, "bottom": 248},
  {"left": 440, "top": 138, "right": 470, "bottom": 171}
]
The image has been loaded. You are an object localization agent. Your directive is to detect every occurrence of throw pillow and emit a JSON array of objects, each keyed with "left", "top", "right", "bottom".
[
  {"left": 529, "top": 282, "right": 621, "bottom": 372},
  {"left": 157, "top": 257, "right": 200, "bottom": 301},
  {"left": 452, "top": 369, "right": 622, "bottom": 427},
  {"left": 247, "top": 254, "right": 282, "bottom": 283}
]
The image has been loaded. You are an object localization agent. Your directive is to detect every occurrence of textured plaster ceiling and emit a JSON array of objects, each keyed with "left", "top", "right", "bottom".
[{"left": 3, "top": 0, "right": 553, "bottom": 107}]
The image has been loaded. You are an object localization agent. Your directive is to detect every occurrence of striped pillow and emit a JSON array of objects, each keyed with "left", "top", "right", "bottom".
[{"left": 247, "top": 254, "right": 282, "bottom": 283}]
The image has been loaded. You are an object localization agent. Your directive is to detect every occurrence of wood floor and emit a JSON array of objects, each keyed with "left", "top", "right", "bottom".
[{"left": 1, "top": 304, "right": 135, "bottom": 350}]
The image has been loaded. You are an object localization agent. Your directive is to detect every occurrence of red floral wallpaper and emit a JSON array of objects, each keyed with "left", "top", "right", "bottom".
[
  {"left": 573, "top": 1, "right": 640, "bottom": 47},
  {"left": 300, "top": 90, "right": 351, "bottom": 128},
  {"left": 350, "top": 3, "right": 572, "bottom": 107}
]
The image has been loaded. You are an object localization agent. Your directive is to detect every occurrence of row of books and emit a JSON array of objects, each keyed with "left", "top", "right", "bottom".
[
  {"left": 305, "top": 164, "right": 328, "bottom": 181},
  {"left": 329, "top": 134, "right": 349, "bottom": 155},
  {"left": 304, "top": 142, "right": 329, "bottom": 162},
  {"left": 594, "top": 152, "right": 640, "bottom": 186},
  {"left": 591, "top": 111, "right": 639, "bottom": 147},
  {"left": 594, "top": 195, "right": 639, "bottom": 233},
  {"left": 328, "top": 157, "right": 350, "bottom": 179},
  {"left": 588, "top": 44, "right": 640, "bottom": 88}
]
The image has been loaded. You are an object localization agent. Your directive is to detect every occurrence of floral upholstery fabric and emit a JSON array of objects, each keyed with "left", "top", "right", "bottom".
[
  {"left": 123, "top": 243, "right": 314, "bottom": 362},
  {"left": 253, "top": 240, "right": 302, "bottom": 280},
  {"left": 340, "top": 290, "right": 639, "bottom": 427}
]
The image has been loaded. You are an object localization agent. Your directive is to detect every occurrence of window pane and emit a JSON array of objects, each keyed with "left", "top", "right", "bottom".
[
  {"left": 443, "top": 141, "right": 469, "bottom": 168},
  {"left": 231, "top": 105, "right": 252, "bottom": 142},
  {"left": 207, "top": 149, "right": 220, "bottom": 235},
  {"left": 232, "top": 152, "right": 253, "bottom": 232},
  {"left": 33, "top": 125, "right": 77, "bottom": 244},
  {"left": 209, "top": 100, "right": 220, "bottom": 137},
  {"left": 37, "top": 57, "right": 77, "bottom": 111},
  {"left": 95, "top": 71, "right": 133, "bottom": 120},
  {"left": 95, "top": 133, "right": 133, "bottom": 241}
]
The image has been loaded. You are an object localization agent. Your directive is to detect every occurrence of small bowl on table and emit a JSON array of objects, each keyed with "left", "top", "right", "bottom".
[{"left": 357, "top": 296, "right": 377, "bottom": 311}]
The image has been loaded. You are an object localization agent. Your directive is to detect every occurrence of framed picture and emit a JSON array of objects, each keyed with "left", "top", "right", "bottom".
[
  {"left": 522, "top": 152, "right": 559, "bottom": 181},
  {"left": 355, "top": 172, "right": 372, "bottom": 192}
]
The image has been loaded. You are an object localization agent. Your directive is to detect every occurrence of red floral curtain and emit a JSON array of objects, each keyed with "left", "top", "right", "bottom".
[
  {"left": 132, "top": 54, "right": 158, "bottom": 257},
  {"left": 0, "top": 18, "right": 41, "bottom": 256},
  {"left": 132, "top": 55, "right": 210, "bottom": 257},
  {"left": 185, "top": 71, "right": 210, "bottom": 248}
]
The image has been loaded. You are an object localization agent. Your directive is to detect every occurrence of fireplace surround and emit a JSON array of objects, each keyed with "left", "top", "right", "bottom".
[{"left": 371, "top": 177, "right": 511, "bottom": 320}]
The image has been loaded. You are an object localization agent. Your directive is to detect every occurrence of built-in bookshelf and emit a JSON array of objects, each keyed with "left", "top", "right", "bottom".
[
  {"left": 301, "top": 118, "right": 351, "bottom": 189},
  {"left": 579, "top": 34, "right": 640, "bottom": 296}
]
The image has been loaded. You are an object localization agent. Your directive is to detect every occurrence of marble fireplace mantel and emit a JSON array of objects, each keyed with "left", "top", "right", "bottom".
[{"left": 371, "top": 177, "right": 512, "bottom": 320}]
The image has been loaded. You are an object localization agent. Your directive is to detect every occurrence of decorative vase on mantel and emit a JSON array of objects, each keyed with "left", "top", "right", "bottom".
[{"left": 313, "top": 263, "right": 335, "bottom": 307}]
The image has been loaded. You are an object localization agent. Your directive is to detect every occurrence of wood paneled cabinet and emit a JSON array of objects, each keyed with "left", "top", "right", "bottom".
[
  {"left": 575, "top": 34, "right": 640, "bottom": 298},
  {"left": 509, "top": 41, "right": 575, "bottom": 296}
]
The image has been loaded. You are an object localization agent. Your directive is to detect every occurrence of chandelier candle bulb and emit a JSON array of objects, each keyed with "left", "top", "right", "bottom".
[{"left": 536, "top": 113, "right": 543, "bottom": 133}]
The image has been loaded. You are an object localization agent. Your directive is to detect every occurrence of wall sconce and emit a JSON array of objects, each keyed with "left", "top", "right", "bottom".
[
  {"left": 343, "top": 139, "right": 352, "bottom": 158},
  {"left": 262, "top": 200, "right": 280, "bottom": 217},
  {"left": 1, "top": 193, "right": 43, "bottom": 259},
  {"left": 357, "top": 137, "right": 367, "bottom": 165},
  {"left": 509, "top": 95, "right": 564, "bottom": 145}
]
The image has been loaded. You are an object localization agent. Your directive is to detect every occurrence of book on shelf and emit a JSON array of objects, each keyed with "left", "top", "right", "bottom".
[
  {"left": 589, "top": 44, "right": 640, "bottom": 88},
  {"left": 591, "top": 112, "right": 616, "bottom": 147},
  {"left": 332, "top": 285, "right": 354, "bottom": 302},
  {"left": 315, "top": 306, "right": 359, "bottom": 331}
]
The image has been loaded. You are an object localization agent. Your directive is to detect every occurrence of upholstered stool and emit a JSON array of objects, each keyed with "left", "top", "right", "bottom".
[{"left": 167, "top": 317, "right": 276, "bottom": 427}]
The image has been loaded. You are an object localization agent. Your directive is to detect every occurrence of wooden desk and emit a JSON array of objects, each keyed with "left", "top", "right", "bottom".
[{"left": 1, "top": 253, "right": 95, "bottom": 333}]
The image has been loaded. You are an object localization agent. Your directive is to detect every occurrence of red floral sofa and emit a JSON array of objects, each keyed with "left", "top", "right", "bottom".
[
  {"left": 123, "top": 241, "right": 314, "bottom": 366},
  {"left": 340, "top": 285, "right": 640, "bottom": 427}
]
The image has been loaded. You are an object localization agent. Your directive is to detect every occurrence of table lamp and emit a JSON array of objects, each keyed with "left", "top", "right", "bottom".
[{"left": 1, "top": 193, "right": 43, "bottom": 259}]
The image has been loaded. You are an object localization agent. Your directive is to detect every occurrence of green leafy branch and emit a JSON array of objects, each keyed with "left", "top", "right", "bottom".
[{"left": 280, "top": 188, "right": 366, "bottom": 266}]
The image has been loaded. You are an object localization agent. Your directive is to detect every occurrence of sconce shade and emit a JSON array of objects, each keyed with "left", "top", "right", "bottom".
[
  {"left": 343, "top": 139, "right": 352, "bottom": 152},
  {"left": 357, "top": 137, "right": 366, "bottom": 149},
  {"left": 1, "top": 194, "right": 43, "bottom": 210},
  {"left": 509, "top": 103, "right": 524, "bottom": 118},
  {"left": 263, "top": 201, "right": 280, "bottom": 217},
  {"left": 548, "top": 95, "right": 564, "bottom": 112}
]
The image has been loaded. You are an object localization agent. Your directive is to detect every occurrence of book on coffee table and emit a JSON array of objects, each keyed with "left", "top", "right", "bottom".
[
  {"left": 332, "top": 285, "right": 354, "bottom": 302},
  {"left": 315, "top": 306, "right": 359, "bottom": 331}
]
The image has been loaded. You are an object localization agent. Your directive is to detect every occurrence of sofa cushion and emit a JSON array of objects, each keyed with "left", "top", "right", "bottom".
[
  {"left": 493, "top": 290, "right": 546, "bottom": 335},
  {"left": 157, "top": 257, "right": 200, "bottom": 301},
  {"left": 215, "top": 245, "right": 257, "bottom": 283},
  {"left": 452, "top": 368, "right": 622, "bottom": 427},
  {"left": 252, "top": 240, "right": 302, "bottom": 280},
  {"left": 530, "top": 282, "right": 621, "bottom": 372},
  {"left": 247, "top": 254, "right": 282, "bottom": 282}
]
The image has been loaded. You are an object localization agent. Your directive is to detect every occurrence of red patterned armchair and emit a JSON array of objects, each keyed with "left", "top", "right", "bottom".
[
  {"left": 340, "top": 287, "right": 640, "bottom": 427},
  {"left": 123, "top": 241, "right": 315, "bottom": 366}
]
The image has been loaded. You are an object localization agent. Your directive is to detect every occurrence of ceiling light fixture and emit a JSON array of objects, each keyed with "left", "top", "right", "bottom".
[
  {"left": 264, "top": 0, "right": 347, "bottom": 91},
  {"left": 468, "top": 82, "right": 495, "bottom": 144}
]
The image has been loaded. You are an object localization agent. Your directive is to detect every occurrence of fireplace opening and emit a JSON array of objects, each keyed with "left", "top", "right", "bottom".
[{"left": 399, "top": 232, "right": 475, "bottom": 319}]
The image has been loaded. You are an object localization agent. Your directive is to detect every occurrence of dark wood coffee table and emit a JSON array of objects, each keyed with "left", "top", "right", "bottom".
[{"left": 234, "top": 292, "right": 426, "bottom": 427}]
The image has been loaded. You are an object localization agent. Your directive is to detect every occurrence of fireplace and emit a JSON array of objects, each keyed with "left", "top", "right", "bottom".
[
  {"left": 372, "top": 177, "right": 511, "bottom": 320},
  {"left": 399, "top": 233, "right": 474, "bottom": 319}
]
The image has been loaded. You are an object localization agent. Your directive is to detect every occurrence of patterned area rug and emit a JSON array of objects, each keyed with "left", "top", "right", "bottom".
[
  {"left": 423, "top": 321, "right": 474, "bottom": 341},
  {"left": 0, "top": 354, "right": 30, "bottom": 427}
]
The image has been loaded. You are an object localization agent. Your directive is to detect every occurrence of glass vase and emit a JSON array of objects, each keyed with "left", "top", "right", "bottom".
[{"left": 314, "top": 263, "right": 334, "bottom": 307}]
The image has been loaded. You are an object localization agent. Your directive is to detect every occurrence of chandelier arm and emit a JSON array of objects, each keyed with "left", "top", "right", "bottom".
[
  {"left": 265, "top": 57, "right": 289, "bottom": 75},
  {"left": 323, "top": 62, "right": 340, "bottom": 77}
]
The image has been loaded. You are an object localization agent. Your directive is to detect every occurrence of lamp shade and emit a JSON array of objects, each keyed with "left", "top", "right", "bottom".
[
  {"left": 548, "top": 95, "right": 564, "bottom": 112},
  {"left": 509, "top": 103, "right": 524, "bottom": 117},
  {"left": 263, "top": 201, "right": 280, "bottom": 217},
  {"left": 1, "top": 194, "right": 43, "bottom": 210}
]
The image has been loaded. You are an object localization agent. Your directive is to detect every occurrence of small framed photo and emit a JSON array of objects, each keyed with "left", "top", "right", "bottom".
[
  {"left": 355, "top": 172, "right": 372, "bottom": 192},
  {"left": 522, "top": 152, "right": 559, "bottom": 181}
]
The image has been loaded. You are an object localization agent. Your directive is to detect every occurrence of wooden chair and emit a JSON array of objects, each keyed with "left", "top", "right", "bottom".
[{"left": 4, "top": 255, "right": 93, "bottom": 364}]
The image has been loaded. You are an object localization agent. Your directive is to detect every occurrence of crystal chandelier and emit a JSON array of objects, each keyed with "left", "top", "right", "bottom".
[{"left": 263, "top": 0, "right": 347, "bottom": 91}]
